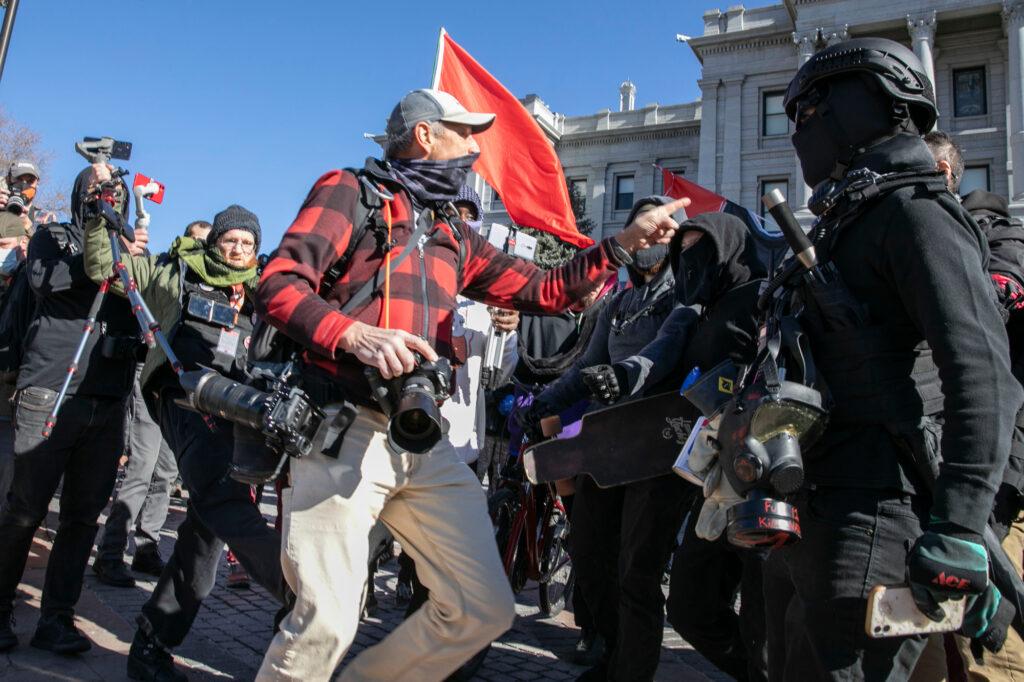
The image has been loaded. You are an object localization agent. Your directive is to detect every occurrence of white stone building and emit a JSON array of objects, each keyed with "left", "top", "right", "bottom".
[{"left": 478, "top": 0, "right": 1024, "bottom": 239}]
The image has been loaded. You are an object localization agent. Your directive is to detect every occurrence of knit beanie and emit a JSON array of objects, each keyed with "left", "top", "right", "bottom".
[{"left": 208, "top": 204, "right": 261, "bottom": 251}]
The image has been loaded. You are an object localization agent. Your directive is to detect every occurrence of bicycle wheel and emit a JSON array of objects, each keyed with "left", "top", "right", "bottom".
[
  {"left": 538, "top": 506, "right": 574, "bottom": 617},
  {"left": 488, "top": 487, "right": 526, "bottom": 591}
]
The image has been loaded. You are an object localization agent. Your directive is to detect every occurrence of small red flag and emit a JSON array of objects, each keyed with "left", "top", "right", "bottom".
[
  {"left": 436, "top": 31, "right": 593, "bottom": 249},
  {"left": 660, "top": 168, "right": 724, "bottom": 216}
]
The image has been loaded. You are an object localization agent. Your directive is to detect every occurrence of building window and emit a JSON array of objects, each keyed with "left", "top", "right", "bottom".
[
  {"left": 614, "top": 175, "right": 635, "bottom": 211},
  {"left": 960, "top": 165, "right": 990, "bottom": 195},
  {"left": 953, "top": 67, "right": 987, "bottom": 117},
  {"left": 490, "top": 187, "right": 503, "bottom": 211},
  {"left": 661, "top": 168, "right": 685, "bottom": 194},
  {"left": 569, "top": 178, "right": 587, "bottom": 209},
  {"left": 762, "top": 91, "right": 788, "bottom": 136},
  {"left": 759, "top": 179, "right": 789, "bottom": 218}
]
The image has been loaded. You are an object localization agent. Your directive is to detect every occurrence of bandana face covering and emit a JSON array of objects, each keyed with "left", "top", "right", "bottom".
[{"left": 389, "top": 153, "right": 480, "bottom": 206}]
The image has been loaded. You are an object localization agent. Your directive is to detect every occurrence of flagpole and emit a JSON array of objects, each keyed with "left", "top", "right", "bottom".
[{"left": 430, "top": 27, "right": 446, "bottom": 89}]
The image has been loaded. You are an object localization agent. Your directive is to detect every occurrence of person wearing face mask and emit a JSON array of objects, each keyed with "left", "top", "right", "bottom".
[
  {"left": 254, "top": 89, "right": 687, "bottom": 682},
  {"left": 711, "top": 38, "right": 1023, "bottom": 680},
  {"left": 0, "top": 166, "right": 143, "bottom": 656},
  {"left": 79, "top": 183, "right": 289, "bottom": 682},
  {"left": 516, "top": 196, "right": 694, "bottom": 682}
]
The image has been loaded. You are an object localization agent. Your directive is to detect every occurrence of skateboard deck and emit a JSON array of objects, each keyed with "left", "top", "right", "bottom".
[{"left": 522, "top": 391, "right": 701, "bottom": 488}]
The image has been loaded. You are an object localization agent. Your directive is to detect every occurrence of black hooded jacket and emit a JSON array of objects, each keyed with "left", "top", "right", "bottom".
[
  {"left": 804, "top": 133, "right": 1022, "bottom": 535},
  {"left": 535, "top": 196, "right": 682, "bottom": 415},
  {"left": 617, "top": 211, "right": 767, "bottom": 397},
  {"left": 17, "top": 168, "right": 137, "bottom": 398}
]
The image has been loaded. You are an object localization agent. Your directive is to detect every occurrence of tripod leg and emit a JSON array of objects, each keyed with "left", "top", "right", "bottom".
[{"left": 42, "top": 279, "right": 110, "bottom": 438}]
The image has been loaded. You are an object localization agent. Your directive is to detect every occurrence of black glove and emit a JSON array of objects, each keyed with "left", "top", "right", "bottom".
[
  {"left": 961, "top": 583, "right": 1015, "bottom": 653},
  {"left": 906, "top": 525, "right": 989, "bottom": 622},
  {"left": 514, "top": 400, "right": 548, "bottom": 444},
  {"left": 581, "top": 364, "right": 628, "bottom": 405}
]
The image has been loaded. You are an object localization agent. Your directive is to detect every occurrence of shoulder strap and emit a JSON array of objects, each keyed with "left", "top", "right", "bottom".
[
  {"left": 339, "top": 207, "right": 434, "bottom": 316},
  {"left": 319, "top": 168, "right": 382, "bottom": 296}
]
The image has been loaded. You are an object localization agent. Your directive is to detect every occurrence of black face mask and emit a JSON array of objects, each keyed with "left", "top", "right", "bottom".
[
  {"left": 389, "top": 153, "right": 480, "bottom": 207},
  {"left": 675, "top": 235, "right": 716, "bottom": 306},
  {"left": 791, "top": 75, "right": 901, "bottom": 189}
]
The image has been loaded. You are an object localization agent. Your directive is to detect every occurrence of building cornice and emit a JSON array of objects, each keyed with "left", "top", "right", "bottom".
[
  {"left": 688, "top": 29, "right": 796, "bottom": 61},
  {"left": 557, "top": 122, "right": 700, "bottom": 149}
]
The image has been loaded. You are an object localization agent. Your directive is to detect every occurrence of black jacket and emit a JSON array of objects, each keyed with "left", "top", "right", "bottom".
[
  {"left": 804, "top": 134, "right": 1022, "bottom": 535},
  {"left": 17, "top": 169, "right": 137, "bottom": 398}
]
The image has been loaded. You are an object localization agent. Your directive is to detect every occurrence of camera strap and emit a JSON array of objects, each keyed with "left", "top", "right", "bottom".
[{"left": 337, "top": 205, "right": 434, "bottom": 318}]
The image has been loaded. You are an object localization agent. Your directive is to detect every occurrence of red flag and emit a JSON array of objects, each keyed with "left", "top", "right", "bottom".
[
  {"left": 660, "top": 168, "right": 724, "bottom": 216},
  {"left": 436, "top": 31, "right": 593, "bottom": 249}
]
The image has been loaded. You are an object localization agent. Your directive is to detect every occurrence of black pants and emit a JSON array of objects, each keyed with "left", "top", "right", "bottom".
[
  {"left": 0, "top": 388, "right": 126, "bottom": 617},
  {"left": 763, "top": 487, "right": 929, "bottom": 681},
  {"left": 140, "top": 398, "right": 287, "bottom": 647},
  {"left": 571, "top": 474, "right": 694, "bottom": 682},
  {"left": 666, "top": 494, "right": 768, "bottom": 682}
]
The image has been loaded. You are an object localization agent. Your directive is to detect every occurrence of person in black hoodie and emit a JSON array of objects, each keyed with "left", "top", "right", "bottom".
[
  {"left": 0, "top": 167, "right": 142, "bottom": 655},
  {"left": 521, "top": 196, "right": 693, "bottom": 682},
  {"left": 746, "top": 38, "right": 1022, "bottom": 680},
  {"left": 579, "top": 211, "right": 770, "bottom": 682}
]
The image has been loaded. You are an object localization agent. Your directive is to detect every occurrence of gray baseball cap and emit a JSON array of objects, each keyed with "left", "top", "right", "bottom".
[
  {"left": 8, "top": 158, "right": 38, "bottom": 180},
  {"left": 386, "top": 89, "right": 495, "bottom": 139}
]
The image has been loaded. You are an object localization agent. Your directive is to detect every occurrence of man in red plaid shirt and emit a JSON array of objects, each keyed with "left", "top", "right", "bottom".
[{"left": 254, "top": 89, "right": 688, "bottom": 681}]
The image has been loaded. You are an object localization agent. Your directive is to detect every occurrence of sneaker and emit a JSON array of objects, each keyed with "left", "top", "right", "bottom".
[
  {"left": 131, "top": 549, "right": 165, "bottom": 577},
  {"left": 0, "top": 612, "right": 16, "bottom": 652},
  {"left": 30, "top": 612, "right": 91, "bottom": 655},
  {"left": 127, "top": 626, "right": 188, "bottom": 681},
  {"left": 93, "top": 558, "right": 137, "bottom": 588},
  {"left": 226, "top": 561, "right": 250, "bottom": 590}
]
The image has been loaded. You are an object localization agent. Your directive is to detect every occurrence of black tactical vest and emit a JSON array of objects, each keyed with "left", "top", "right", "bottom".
[{"left": 170, "top": 264, "right": 254, "bottom": 380}]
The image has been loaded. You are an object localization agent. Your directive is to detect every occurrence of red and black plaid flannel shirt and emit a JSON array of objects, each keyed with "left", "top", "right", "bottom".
[{"left": 256, "top": 162, "right": 626, "bottom": 402}]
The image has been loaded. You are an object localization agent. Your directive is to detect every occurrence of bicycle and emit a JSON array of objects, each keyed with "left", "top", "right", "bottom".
[{"left": 487, "top": 386, "right": 575, "bottom": 617}]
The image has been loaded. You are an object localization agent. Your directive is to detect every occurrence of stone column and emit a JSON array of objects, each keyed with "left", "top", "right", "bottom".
[
  {"left": 720, "top": 76, "right": 745, "bottom": 202},
  {"left": 697, "top": 78, "right": 720, "bottom": 192},
  {"left": 907, "top": 11, "right": 938, "bottom": 118},
  {"left": 793, "top": 30, "right": 818, "bottom": 214},
  {"left": 1005, "top": 1, "right": 1024, "bottom": 202}
]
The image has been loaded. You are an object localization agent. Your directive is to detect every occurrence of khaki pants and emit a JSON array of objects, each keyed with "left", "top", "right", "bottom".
[
  {"left": 257, "top": 409, "right": 515, "bottom": 682},
  {"left": 956, "top": 521, "right": 1024, "bottom": 682}
]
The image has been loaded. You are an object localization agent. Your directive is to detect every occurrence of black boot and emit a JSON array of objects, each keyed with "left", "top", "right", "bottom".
[
  {"left": 0, "top": 611, "right": 16, "bottom": 652},
  {"left": 30, "top": 612, "right": 91, "bottom": 655},
  {"left": 93, "top": 558, "right": 137, "bottom": 587},
  {"left": 131, "top": 548, "right": 165, "bottom": 577},
  {"left": 127, "top": 625, "right": 187, "bottom": 682}
]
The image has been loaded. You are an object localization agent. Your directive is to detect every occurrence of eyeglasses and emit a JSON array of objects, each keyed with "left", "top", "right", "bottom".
[{"left": 220, "top": 237, "right": 255, "bottom": 255}]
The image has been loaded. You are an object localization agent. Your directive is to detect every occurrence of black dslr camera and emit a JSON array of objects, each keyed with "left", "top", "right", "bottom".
[
  {"left": 365, "top": 355, "right": 452, "bottom": 454},
  {"left": 180, "top": 363, "right": 326, "bottom": 484}
]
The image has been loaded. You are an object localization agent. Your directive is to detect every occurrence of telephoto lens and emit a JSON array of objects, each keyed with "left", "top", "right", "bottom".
[
  {"left": 180, "top": 369, "right": 269, "bottom": 432},
  {"left": 6, "top": 193, "right": 27, "bottom": 216}
]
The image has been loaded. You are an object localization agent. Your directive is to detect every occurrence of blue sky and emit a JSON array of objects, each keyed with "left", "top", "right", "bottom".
[{"left": 3, "top": 0, "right": 775, "bottom": 251}]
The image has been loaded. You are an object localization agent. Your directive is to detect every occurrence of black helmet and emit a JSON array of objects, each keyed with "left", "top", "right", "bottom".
[{"left": 784, "top": 37, "right": 937, "bottom": 132}]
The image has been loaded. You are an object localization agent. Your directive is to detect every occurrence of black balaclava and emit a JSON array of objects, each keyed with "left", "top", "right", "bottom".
[
  {"left": 669, "top": 212, "right": 766, "bottom": 307},
  {"left": 71, "top": 166, "right": 130, "bottom": 232},
  {"left": 623, "top": 195, "right": 685, "bottom": 277},
  {"left": 388, "top": 153, "right": 480, "bottom": 208},
  {"left": 792, "top": 73, "right": 909, "bottom": 189}
]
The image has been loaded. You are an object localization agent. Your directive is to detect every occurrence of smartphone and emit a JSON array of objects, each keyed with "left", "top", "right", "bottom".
[{"left": 865, "top": 585, "right": 965, "bottom": 638}]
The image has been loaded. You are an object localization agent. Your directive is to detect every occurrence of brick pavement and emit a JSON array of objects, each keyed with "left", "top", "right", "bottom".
[{"left": 0, "top": 486, "right": 731, "bottom": 681}]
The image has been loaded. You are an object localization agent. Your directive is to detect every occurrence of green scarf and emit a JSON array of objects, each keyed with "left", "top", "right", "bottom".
[{"left": 170, "top": 236, "right": 258, "bottom": 288}]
